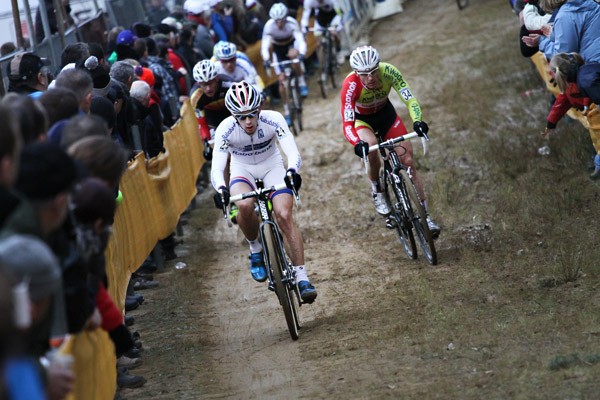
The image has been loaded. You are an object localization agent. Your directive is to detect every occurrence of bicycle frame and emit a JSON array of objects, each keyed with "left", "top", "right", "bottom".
[{"left": 226, "top": 179, "right": 303, "bottom": 339}]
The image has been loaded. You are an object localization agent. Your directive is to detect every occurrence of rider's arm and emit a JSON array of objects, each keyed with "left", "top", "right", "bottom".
[
  {"left": 210, "top": 120, "right": 232, "bottom": 190},
  {"left": 339, "top": 75, "right": 360, "bottom": 145},
  {"left": 271, "top": 111, "right": 302, "bottom": 172},
  {"left": 191, "top": 87, "right": 212, "bottom": 141},
  {"left": 290, "top": 19, "right": 307, "bottom": 56},
  {"left": 300, "top": 1, "right": 312, "bottom": 31},
  {"left": 261, "top": 22, "right": 274, "bottom": 61},
  {"left": 382, "top": 63, "right": 423, "bottom": 123}
]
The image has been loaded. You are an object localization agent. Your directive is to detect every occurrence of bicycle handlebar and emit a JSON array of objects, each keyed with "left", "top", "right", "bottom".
[
  {"left": 229, "top": 182, "right": 288, "bottom": 203},
  {"left": 269, "top": 58, "right": 302, "bottom": 68},
  {"left": 367, "top": 131, "right": 429, "bottom": 154}
]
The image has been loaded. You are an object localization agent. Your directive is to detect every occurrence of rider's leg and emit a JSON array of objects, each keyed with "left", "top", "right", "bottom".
[
  {"left": 272, "top": 190, "right": 317, "bottom": 302},
  {"left": 271, "top": 192, "right": 304, "bottom": 266},
  {"left": 289, "top": 47, "right": 308, "bottom": 96},
  {"left": 357, "top": 126, "right": 390, "bottom": 215}
]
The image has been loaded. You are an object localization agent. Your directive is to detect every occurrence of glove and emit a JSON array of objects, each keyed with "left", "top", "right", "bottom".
[
  {"left": 284, "top": 169, "right": 302, "bottom": 191},
  {"left": 213, "top": 186, "right": 230, "bottom": 209},
  {"left": 413, "top": 121, "right": 429, "bottom": 137},
  {"left": 354, "top": 140, "right": 369, "bottom": 158},
  {"left": 298, "top": 54, "right": 305, "bottom": 62},
  {"left": 203, "top": 140, "right": 213, "bottom": 161},
  {"left": 263, "top": 60, "right": 271, "bottom": 70}
]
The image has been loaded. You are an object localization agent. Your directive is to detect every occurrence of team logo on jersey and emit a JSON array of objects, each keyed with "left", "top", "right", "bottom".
[
  {"left": 399, "top": 88, "right": 413, "bottom": 101},
  {"left": 220, "top": 139, "right": 230, "bottom": 151},
  {"left": 276, "top": 126, "right": 285, "bottom": 138},
  {"left": 344, "top": 109, "right": 354, "bottom": 122},
  {"left": 258, "top": 128, "right": 264, "bottom": 139}
]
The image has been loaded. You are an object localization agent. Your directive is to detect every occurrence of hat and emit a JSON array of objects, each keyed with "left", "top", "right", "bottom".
[
  {"left": 116, "top": 30, "right": 138, "bottom": 46},
  {"left": 80, "top": 56, "right": 112, "bottom": 97},
  {"left": 7, "top": 52, "right": 51, "bottom": 81},
  {"left": 135, "top": 65, "right": 155, "bottom": 88},
  {"left": 0, "top": 234, "right": 61, "bottom": 301},
  {"left": 16, "top": 142, "right": 78, "bottom": 201},
  {"left": 132, "top": 22, "right": 152, "bottom": 38},
  {"left": 90, "top": 96, "right": 117, "bottom": 130},
  {"left": 161, "top": 16, "right": 183, "bottom": 31},
  {"left": 71, "top": 177, "right": 116, "bottom": 225},
  {"left": 184, "top": 0, "right": 210, "bottom": 15}
]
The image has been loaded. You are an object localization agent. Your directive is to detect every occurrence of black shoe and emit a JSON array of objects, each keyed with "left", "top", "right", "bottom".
[
  {"left": 163, "top": 248, "right": 178, "bottom": 261},
  {"left": 125, "top": 297, "right": 139, "bottom": 312},
  {"left": 124, "top": 315, "right": 135, "bottom": 327},
  {"left": 125, "top": 347, "right": 141, "bottom": 359},
  {"left": 127, "top": 294, "right": 144, "bottom": 305},
  {"left": 132, "top": 278, "right": 159, "bottom": 290},
  {"left": 117, "top": 370, "right": 146, "bottom": 389},
  {"left": 131, "top": 331, "right": 141, "bottom": 340},
  {"left": 132, "top": 271, "right": 154, "bottom": 280}
]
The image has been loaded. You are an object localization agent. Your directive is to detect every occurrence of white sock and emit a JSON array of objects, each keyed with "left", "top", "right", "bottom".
[
  {"left": 370, "top": 180, "right": 382, "bottom": 193},
  {"left": 299, "top": 76, "right": 307, "bottom": 86},
  {"left": 247, "top": 238, "right": 262, "bottom": 254},
  {"left": 293, "top": 265, "right": 309, "bottom": 282},
  {"left": 283, "top": 104, "right": 290, "bottom": 114},
  {"left": 422, "top": 200, "right": 429, "bottom": 214}
]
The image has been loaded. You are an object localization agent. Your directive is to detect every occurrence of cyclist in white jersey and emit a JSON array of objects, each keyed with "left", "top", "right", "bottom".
[
  {"left": 261, "top": 2, "right": 309, "bottom": 125},
  {"left": 211, "top": 80, "right": 317, "bottom": 303},
  {"left": 212, "top": 41, "right": 266, "bottom": 95}
]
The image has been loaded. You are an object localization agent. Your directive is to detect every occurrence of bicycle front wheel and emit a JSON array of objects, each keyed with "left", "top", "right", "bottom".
[
  {"left": 384, "top": 170, "right": 417, "bottom": 259},
  {"left": 400, "top": 170, "right": 438, "bottom": 265},
  {"left": 264, "top": 224, "right": 300, "bottom": 340}
]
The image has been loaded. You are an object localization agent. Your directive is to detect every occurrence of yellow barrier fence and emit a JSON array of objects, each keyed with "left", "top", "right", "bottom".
[{"left": 64, "top": 100, "right": 204, "bottom": 400}]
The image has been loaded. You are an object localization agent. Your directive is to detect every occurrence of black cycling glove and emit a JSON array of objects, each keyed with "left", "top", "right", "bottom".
[
  {"left": 284, "top": 169, "right": 302, "bottom": 191},
  {"left": 213, "top": 186, "right": 230, "bottom": 209},
  {"left": 413, "top": 121, "right": 429, "bottom": 137},
  {"left": 354, "top": 140, "right": 369, "bottom": 158}
]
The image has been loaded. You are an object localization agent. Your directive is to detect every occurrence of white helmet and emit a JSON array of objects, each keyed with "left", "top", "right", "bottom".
[
  {"left": 214, "top": 41, "right": 237, "bottom": 60},
  {"left": 184, "top": 0, "right": 210, "bottom": 15},
  {"left": 193, "top": 59, "right": 218, "bottom": 83},
  {"left": 269, "top": 3, "right": 288, "bottom": 20},
  {"left": 225, "top": 81, "right": 261, "bottom": 115},
  {"left": 349, "top": 45, "right": 380, "bottom": 73}
]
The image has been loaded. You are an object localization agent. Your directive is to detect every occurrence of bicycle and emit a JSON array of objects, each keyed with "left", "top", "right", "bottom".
[
  {"left": 309, "top": 26, "right": 340, "bottom": 99},
  {"left": 218, "top": 175, "right": 304, "bottom": 340},
  {"left": 457, "top": 0, "right": 469, "bottom": 10},
  {"left": 269, "top": 59, "right": 303, "bottom": 136},
  {"left": 361, "top": 131, "right": 438, "bottom": 265}
]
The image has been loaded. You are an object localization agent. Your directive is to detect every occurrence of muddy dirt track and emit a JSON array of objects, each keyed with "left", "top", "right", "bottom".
[{"left": 121, "top": 1, "right": 580, "bottom": 399}]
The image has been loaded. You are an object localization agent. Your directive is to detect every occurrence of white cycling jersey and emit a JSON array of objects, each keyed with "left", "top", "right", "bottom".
[
  {"left": 211, "top": 110, "right": 302, "bottom": 190},
  {"left": 261, "top": 16, "right": 307, "bottom": 62},
  {"left": 301, "top": 0, "right": 343, "bottom": 33},
  {"left": 215, "top": 57, "right": 262, "bottom": 92}
]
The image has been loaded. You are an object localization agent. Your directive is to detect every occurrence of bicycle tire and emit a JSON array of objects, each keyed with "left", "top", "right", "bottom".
[
  {"left": 319, "top": 38, "right": 330, "bottom": 98},
  {"left": 383, "top": 170, "right": 417, "bottom": 259},
  {"left": 457, "top": 0, "right": 469, "bottom": 10},
  {"left": 400, "top": 170, "right": 438, "bottom": 265},
  {"left": 264, "top": 224, "right": 300, "bottom": 340},
  {"left": 327, "top": 39, "right": 339, "bottom": 89},
  {"left": 291, "top": 80, "right": 303, "bottom": 134}
]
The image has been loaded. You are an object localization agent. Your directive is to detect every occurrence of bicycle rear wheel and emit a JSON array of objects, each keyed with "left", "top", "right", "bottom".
[
  {"left": 400, "top": 170, "right": 438, "bottom": 265},
  {"left": 383, "top": 170, "right": 417, "bottom": 259},
  {"left": 264, "top": 224, "right": 300, "bottom": 340}
]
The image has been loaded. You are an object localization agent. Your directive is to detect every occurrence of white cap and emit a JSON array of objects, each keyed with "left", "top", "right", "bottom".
[{"left": 184, "top": 0, "right": 210, "bottom": 14}]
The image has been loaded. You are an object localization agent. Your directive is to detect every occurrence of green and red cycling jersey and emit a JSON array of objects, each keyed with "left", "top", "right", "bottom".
[{"left": 340, "top": 62, "right": 423, "bottom": 145}]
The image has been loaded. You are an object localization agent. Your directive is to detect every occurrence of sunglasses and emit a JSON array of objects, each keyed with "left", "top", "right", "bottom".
[
  {"left": 234, "top": 111, "right": 259, "bottom": 120},
  {"left": 356, "top": 67, "right": 379, "bottom": 77}
]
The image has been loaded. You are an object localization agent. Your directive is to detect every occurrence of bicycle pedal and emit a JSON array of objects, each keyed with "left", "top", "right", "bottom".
[
  {"left": 385, "top": 217, "right": 396, "bottom": 229},
  {"left": 267, "top": 282, "right": 275, "bottom": 292}
]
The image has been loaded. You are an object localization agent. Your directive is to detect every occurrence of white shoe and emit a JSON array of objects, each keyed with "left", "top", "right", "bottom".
[
  {"left": 372, "top": 192, "right": 390, "bottom": 215},
  {"left": 336, "top": 52, "right": 345, "bottom": 66},
  {"left": 426, "top": 215, "right": 441, "bottom": 238}
]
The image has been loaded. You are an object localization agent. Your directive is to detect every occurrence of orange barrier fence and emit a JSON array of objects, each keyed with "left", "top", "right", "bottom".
[{"left": 64, "top": 100, "right": 204, "bottom": 400}]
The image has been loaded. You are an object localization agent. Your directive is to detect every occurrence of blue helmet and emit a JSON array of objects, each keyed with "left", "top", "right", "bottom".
[{"left": 215, "top": 41, "right": 237, "bottom": 61}]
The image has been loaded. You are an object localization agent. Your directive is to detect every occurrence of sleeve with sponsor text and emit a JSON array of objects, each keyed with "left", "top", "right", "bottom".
[
  {"left": 273, "top": 112, "right": 302, "bottom": 172},
  {"left": 385, "top": 63, "right": 423, "bottom": 123},
  {"left": 340, "top": 75, "right": 361, "bottom": 145},
  {"left": 210, "top": 118, "right": 233, "bottom": 190}
]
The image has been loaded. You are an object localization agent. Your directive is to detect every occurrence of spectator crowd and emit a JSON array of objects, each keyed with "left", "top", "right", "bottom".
[
  {"left": 0, "top": 0, "right": 320, "bottom": 398},
  {"left": 513, "top": 0, "right": 600, "bottom": 179}
]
